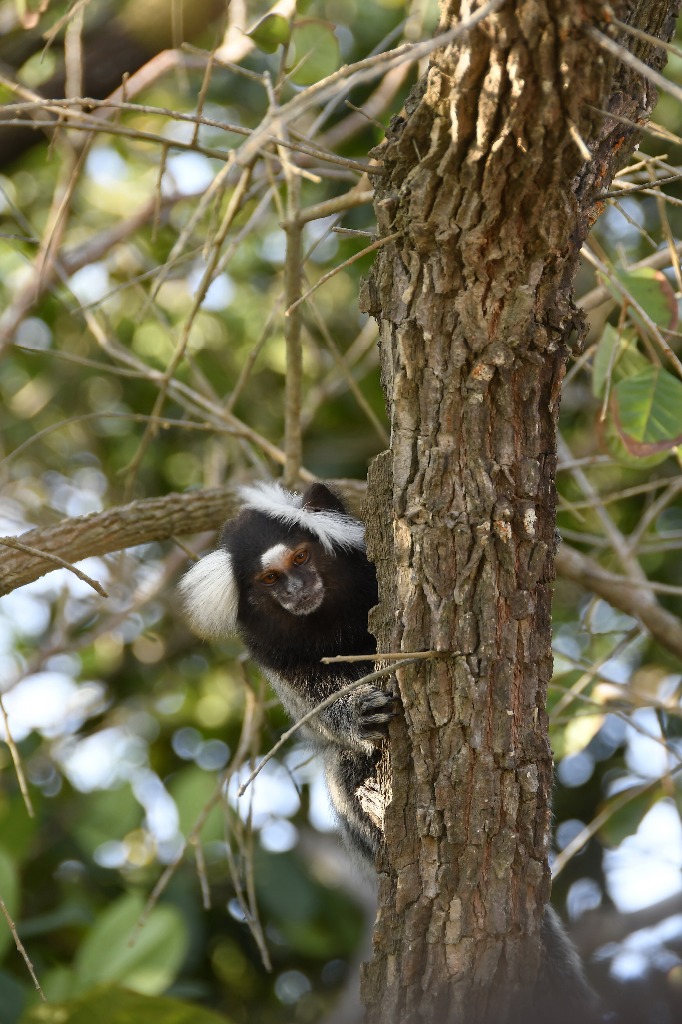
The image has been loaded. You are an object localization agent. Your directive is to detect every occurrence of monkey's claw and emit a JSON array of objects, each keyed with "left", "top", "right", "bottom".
[{"left": 356, "top": 686, "right": 399, "bottom": 741}]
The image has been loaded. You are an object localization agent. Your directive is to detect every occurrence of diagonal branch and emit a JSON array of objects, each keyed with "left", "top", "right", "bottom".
[
  {"left": 555, "top": 542, "right": 682, "bottom": 662},
  {"left": 0, "top": 488, "right": 235, "bottom": 596}
]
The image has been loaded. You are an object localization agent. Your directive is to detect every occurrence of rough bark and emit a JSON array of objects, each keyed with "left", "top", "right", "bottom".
[{"left": 361, "top": 1, "right": 680, "bottom": 1022}]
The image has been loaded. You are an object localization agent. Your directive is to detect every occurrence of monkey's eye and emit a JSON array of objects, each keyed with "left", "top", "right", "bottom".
[
  {"left": 259, "top": 570, "right": 280, "bottom": 586},
  {"left": 292, "top": 548, "right": 308, "bottom": 565}
]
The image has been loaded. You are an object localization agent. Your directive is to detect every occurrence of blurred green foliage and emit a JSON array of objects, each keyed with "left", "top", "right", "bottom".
[{"left": 0, "top": 1, "right": 682, "bottom": 1023}]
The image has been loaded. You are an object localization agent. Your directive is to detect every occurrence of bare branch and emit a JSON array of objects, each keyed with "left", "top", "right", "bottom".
[
  {"left": 555, "top": 542, "right": 682, "bottom": 662},
  {"left": 0, "top": 488, "right": 235, "bottom": 596}
]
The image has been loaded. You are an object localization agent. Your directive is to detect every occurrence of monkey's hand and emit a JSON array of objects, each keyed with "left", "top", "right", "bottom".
[
  {"left": 313, "top": 684, "right": 399, "bottom": 751},
  {"left": 353, "top": 685, "right": 399, "bottom": 743}
]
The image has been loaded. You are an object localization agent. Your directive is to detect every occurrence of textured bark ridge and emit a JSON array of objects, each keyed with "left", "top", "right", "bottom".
[{"left": 362, "top": 1, "right": 679, "bottom": 1021}]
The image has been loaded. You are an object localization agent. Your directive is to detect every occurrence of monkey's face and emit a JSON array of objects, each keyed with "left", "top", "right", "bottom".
[{"left": 253, "top": 541, "right": 324, "bottom": 616}]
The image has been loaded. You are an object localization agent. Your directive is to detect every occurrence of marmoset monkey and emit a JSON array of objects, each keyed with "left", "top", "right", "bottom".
[{"left": 180, "top": 480, "right": 599, "bottom": 1023}]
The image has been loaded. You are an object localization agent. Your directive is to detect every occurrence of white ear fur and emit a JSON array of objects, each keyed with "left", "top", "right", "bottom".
[
  {"left": 178, "top": 549, "right": 239, "bottom": 639},
  {"left": 239, "top": 481, "right": 365, "bottom": 553}
]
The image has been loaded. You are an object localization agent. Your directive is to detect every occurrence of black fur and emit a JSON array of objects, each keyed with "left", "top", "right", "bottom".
[
  {"left": 187, "top": 481, "right": 600, "bottom": 1019},
  {"left": 220, "top": 484, "right": 395, "bottom": 860}
]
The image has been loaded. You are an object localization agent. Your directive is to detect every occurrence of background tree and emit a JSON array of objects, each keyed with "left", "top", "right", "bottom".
[{"left": 0, "top": 2, "right": 681, "bottom": 1024}]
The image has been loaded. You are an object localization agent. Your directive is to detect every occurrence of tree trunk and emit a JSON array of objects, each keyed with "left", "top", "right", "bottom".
[{"left": 361, "top": 1, "right": 680, "bottom": 1021}]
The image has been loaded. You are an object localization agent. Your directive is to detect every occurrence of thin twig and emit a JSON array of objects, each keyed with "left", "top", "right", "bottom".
[
  {"left": 0, "top": 693, "right": 34, "bottom": 818},
  {"left": 586, "top": 25, "right": 682, "bottom": 106},
  {"left": 282, "top": 125, "right": 305, "bottom": 487},
  {"left": 237, "top": 657, "right": 427, "bottom": 797},
  {"left": 304, "top": 293, "right": 389, "bottom": 445},
  {"left": 286, "top": 231, "right": 401, "bottom": 316},
  {"left": 598, "top": 171, "right": 682, "bottom": 200},
  {"left": 0, "top": 537, "right": 108, "bottom": 597},
  {"left": 0, "top": 897, "right": 45, "bottom": 999},
  {"left": 322, "top": 650, "right": 452, "bottom": 663},
  {"left": 122, "top": 162, "right": 256, "bottom": 494},
  {"left": 551, "top": 628, "right": 641, "bottom": 719}
]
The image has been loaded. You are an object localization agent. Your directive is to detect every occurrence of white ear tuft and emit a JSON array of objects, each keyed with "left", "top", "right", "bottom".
[
  {"left": 238, "top": 480, "right": 365, "bottom": 553},
  {"left": 178, "top": 549, "right": 239, "bottom": 639},
  {"left": 238, "top": 481, "right": 301, "bottom": 516}
]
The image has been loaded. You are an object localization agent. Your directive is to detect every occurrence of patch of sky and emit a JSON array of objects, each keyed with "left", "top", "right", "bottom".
[
  {"left": 171, "top": 728, "right": 228, "bottom": 770},
  {"left": 0, "top": 496, "right": 31, "bottom": 533},
  {"left": 85, "top": 146, "right": 129, "bottom": 184},
  {"left": 607, "top": 915, "right": 682, "bottom": 980},
  {"left": 187, "top": 263, "right": 235, "bottom": 310},
  {"left": 261, "top": 229, "right": 287, "bottom": 264},
  {"left": 132, "top": 768, "right": 180, "bottom": 843},
  {"left": 605, "top": 800, "right": 682, "bottom": 913},
  {"left": 68, "top": 263, "right": 111, "bottom": 306},
  {"left": 1, "top": 589, "right": 51, "bottom": 638},
  {"left": 553, "top": 623, "right": 590, "bottom": 662},
  {"left": 162, "top": 119, "right": 197, "bottom": 145},
  {"left": 555, "top": 818, "right": 587, "bottom": 853},
  {"left": 556, "top": 751, "right": 595, "bottom": 788},
  {"left": 57, "top": 725, "right": 149, "bottom": 791},
  {"left": 303, "top": 216, "right": 339, "bottom": 263},
  {"left": 227, "top": 760, "right": 301, "bottom": 828},
  {"left": 283, "top": 744, "right": 335, "bottom": 832},
  {"left": 260, "top": 818, "right": 299, "bottom": 853},
  {"left": 0, "top": 674, "right": 106, "bottom": 742},
  {"left": 601, "top": 195, "right": 647, "bottom": 246},
  {"left": 566, "top": 877, "right": 602, "bottom": 919},
  {"left": 93, "top": 840, "right": 128, "bottom": 869},
  {"left": 15, "top": 317, "right": 52, "bottom": 350},
  {"left": 624, "top": 707, "right": 673, "bottom": 779},
  {"left": 275, "top": 970, "right": 311, "bottom": 1006},
  {"left": 164, "top": 152, "right": 216, "bottom": 196},
  {"left": 227, "top": 898, "right": 248, "bottom": 922},
  {"left": 589, "top": 714, "right": 627, "bottom": 761},
  {"left": 586, "top": 600, "right": 640, "bottom": 637},
  {"left": 308, "top": 770, "right": 336, "bottom": 834},
  {"left": 196, "top": 739, "right": 230, "bottom": 771}
]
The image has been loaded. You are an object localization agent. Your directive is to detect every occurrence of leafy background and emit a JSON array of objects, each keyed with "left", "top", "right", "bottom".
[{"left": 0, "top": 1, "right": 682, "bottom": 1022}]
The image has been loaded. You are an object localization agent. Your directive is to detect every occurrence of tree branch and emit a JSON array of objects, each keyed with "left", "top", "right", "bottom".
[
  {"left": 555, "top": 542, "right": 682, "bottom": 662},
  {"left": 2, "top": 488, "right": 681, "bottom": 673},
  {"left": 0, "top": 487, "right": 234, "bottom": 595}
]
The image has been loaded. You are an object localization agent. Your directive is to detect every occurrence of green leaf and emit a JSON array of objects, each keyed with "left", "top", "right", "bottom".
[
  {"left": 254, "top": 850, "right": 318, "bottom": 923},
  {"left": 0, "top": 846, "right": 20, "bottom": 960},
  {"left": 598, "top": 786, "right": 659, "bottom": 847},
  {"left": 615, "top": 267, "right": 679, "bottom": 332},
  {"left": 167, "top": 765, "right": 224, "bottom": 842},
  {"left": 0, "top": 968, "right": 25, "bottom": 1024},
  {"left": 73, "top": 786, "right": 141, "bottom": 856},
  {"left": 591, "top": 325, "right": 648, "bottom": 398},
  {"left": 601, "top": 408, "right": 671, "bottom": 468},
  {"left": 288, "top": 20, "right": 339, "bottom": 85},
  {"left": 20, "top": 984, "right": 234, "bottom": 1024},
  {"left": 611, "top": 365, "right": 682, "bottom": 456},
  {"left": 73, "top": 893, "right": 187, "bottom": 996},
  {"left": 0, "top": 795, "right": 39, "bottom": 861},
  {"left": 246, "top": 13, "right": 290, "bottom": 53}
]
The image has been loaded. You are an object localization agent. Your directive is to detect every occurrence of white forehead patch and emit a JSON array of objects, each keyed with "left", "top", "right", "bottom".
[
  {"left": 260, "top": 543, "right": 290, "bottom": 571},
  {"left": 239, "top": 481, "right": 365, "bottom": 553},
  {"left": 178, "top": 549, "right": 239, "bottom": 639}
]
